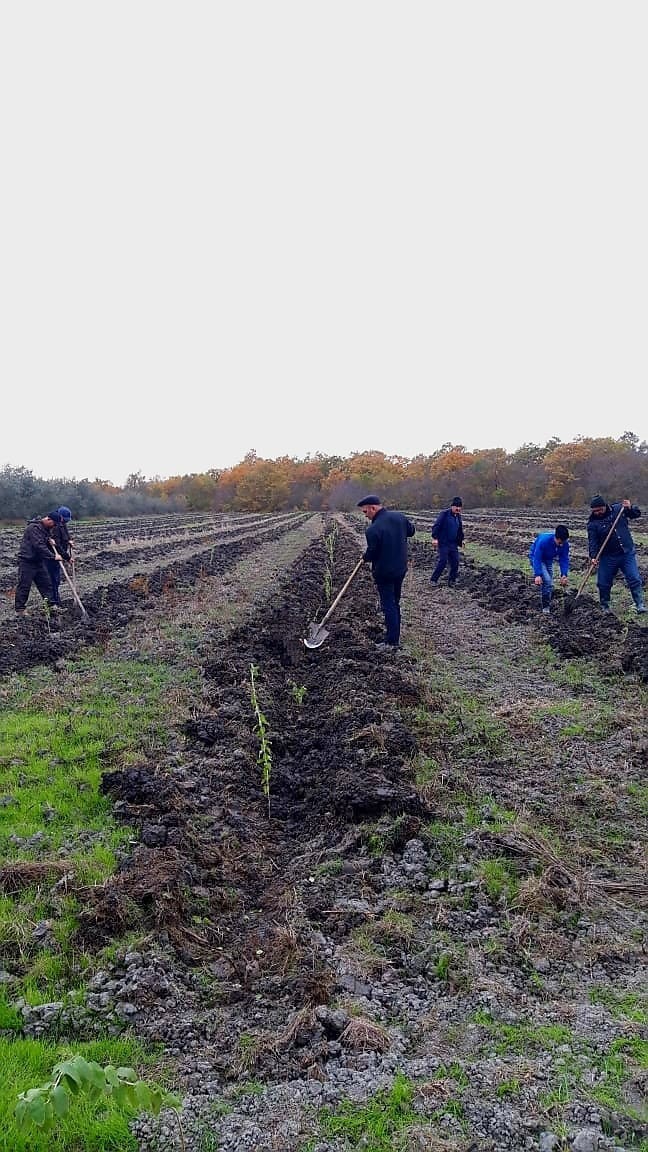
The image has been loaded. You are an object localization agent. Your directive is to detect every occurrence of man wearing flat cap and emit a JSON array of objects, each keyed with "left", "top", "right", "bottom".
[
  {"left": 357, "top": 496, "right": 416, "bottom": 650},
  {"left": 14, "top": 513, "right": 63, "bottom": 614},
  {"left": 430, "top": 497, "right": 465, "bottom": 587}
]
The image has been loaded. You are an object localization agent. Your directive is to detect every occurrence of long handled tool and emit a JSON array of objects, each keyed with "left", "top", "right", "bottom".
[
  {"left": 564, "top": 504, "right": 625, "bottom": 615},
  {"left": 51, "top": 545, "right": 88, "bottom": 617},
  {"left": 303, "top": 557, "right": 364, "bottom": 648}
]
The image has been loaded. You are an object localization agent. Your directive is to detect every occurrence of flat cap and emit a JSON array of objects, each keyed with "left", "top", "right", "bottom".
[{"left": 357, "top": 495, "right": 381, "bottom": 507}]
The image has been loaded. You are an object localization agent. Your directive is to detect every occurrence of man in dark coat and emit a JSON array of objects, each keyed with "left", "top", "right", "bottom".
[
  {"left": 358, "top": 495, "right": 416, "bottom": 650},
  {"left": 430, "top": 497, "right": 465, "bottom": 587},
  {"left": 15, "top": 513, "right": 62, "bottom": 613},
  {"left": 587, "top": 495, "right": 645, "bottom": 614},
  {"left": 46, "top": 506, "right": 73, "bottom": 607}
]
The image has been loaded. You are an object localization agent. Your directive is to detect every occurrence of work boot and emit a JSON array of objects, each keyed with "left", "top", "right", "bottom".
[
  {"left": 601, "top": 605, "right": 610, "bottom": 613},
  {"left": 542, "top": 607, "right": 550, "bottom": 615},
  {"left": 636, "top": 604, "right": 647, "bottom": 614}
]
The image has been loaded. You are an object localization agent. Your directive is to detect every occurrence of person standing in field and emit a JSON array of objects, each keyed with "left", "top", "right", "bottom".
[
  {"left": 430, "top": 497, "right": 464, "bottom": 587},
  {"left": 15, "top": 513, "right": 63, "bottom": 614},
  {"left": 357, "top": 495, "right": 416, "bottom": 650},
  {"left": 45, "top": 506, "right": 73, "bottom": 608},
  {"left": 528, "top": 525, "right": 570, "bottom": 613},
  {"left": 587, "top": 495, "right": 645, "bottom": 613}
]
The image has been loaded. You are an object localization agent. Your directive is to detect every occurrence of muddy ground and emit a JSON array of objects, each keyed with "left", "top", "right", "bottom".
[{"left": 2, "top": 517, "right": 647, "bottom": 1151}]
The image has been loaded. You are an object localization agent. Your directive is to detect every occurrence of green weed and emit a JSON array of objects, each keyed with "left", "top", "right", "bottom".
[
  {"left": 318, "top": 1072, "right": 418, "bottom": 1150},
  {"left": 478, "top": 858, "right": 519, "bottom": 904},
  {"left": 0, "top": 1036, "right": 160, "bottom": 1151},
  {"left": 589, "top": 987, "right": 648, "bottom": 1024}
]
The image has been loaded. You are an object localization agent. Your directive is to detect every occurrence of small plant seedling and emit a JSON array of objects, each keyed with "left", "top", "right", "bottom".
[
  {"left": 287, "top": 679, "right": 307, "bottom": 705},
  {"left": 250, "top": 664, "right": 272, "bottom": 816},
  {"left": 15, "top": 1054, "right": 182, "bottom": 1142}
]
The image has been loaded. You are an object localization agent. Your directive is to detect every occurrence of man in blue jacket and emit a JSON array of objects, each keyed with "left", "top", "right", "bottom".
[
  {"left": 46, "top": 506, "right": 73, "bottom": 608},
  {"left": 358, "top": 495, "right": 416, "bottom": 650},
  {"left": 430, "top": 497, "right": 464, "bottom": 587},
  {"left": 587, "top": 496, "right": 645, "bottom": 614},
  {"left": 528, "top": 525, "right": 570, "bottom": 614}
]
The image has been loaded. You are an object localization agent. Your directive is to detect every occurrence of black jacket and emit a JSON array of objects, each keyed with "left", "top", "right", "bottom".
[
  {"left": 587, "top": 502, "right": 640, "bottom": 558},
  {"left": 18, "top": 519, "right": 56, "bottom": 564},
  {"left": 432, "top": 507, "right": 464, "bottom": 548},
  {"left": 52, "top": 521, "right": 72, "bottom": 561},
  {"left": 363, "top": 508, "right": 415, "bottom": 580}
]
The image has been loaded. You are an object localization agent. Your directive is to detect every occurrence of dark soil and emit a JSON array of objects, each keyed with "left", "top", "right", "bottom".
[{"left": 3, "top": 517, "right": 647, "bottom": 1152}]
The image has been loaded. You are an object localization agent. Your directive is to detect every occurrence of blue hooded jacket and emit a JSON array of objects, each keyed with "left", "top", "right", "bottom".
[{"left": 529, "top": 532, "right": 570, "bottom": 577}]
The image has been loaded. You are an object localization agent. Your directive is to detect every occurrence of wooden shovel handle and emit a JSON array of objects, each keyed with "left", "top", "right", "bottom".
[
  {"left": 50, "top": 545, "right": 87, "bottom": 615},
  {"left": 318, "top": 557, "right": 365, "bottom": 627}
]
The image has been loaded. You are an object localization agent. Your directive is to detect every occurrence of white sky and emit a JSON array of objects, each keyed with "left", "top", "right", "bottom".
[{"left": 1, "top": 2, "right": 647, "bottom": 486}]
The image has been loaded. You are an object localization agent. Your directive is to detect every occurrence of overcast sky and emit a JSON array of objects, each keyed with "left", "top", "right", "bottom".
[{"left": 1, "top": 2, "right": 647, "bottom": 486}]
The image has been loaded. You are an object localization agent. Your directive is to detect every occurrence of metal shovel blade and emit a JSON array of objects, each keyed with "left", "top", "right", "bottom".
[{"left": 303, "top": 622, "right": 330, "bottom": 649}]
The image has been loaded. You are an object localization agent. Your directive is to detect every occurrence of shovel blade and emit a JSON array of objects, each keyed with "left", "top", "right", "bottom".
[{"left": 303, "top": 623, "right": 330, "bottom": 649}]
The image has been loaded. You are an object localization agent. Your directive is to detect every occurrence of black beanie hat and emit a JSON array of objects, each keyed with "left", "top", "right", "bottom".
[
  {"left": 451, "top": 496, "right": 463, "bottom": 507},
  {"left": 46, "top": 511, "right": 62, "bottom": 523},
  {"left": 590, "top": 495, "right": 606, "bottom": 509},
  {"left": 357, "top": 495, "right": 381, "bottom": 507}
]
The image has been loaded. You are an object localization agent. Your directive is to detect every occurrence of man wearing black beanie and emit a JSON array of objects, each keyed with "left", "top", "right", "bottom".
[{"left": 587, "top": 496, "right": 645, "bottom": 614}]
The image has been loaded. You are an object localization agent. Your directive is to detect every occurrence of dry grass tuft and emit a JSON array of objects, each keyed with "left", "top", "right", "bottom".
[
  {"left": 498, "top": 822, "right": 647, "bottom": 914},
  {"left": 0, "top": 859, "right": 73, "bottom": 893},
  {"left": 339, "top": 1015, "right": 391, "bottom": 1052}
]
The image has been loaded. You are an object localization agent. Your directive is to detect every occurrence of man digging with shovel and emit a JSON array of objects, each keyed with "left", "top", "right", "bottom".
[
  {"left": 358, "top": 495, "right": 416, "bottom": 651},
  {"left": 587, "top": 496, "right": 645, "bottom": 615},
  {"left": 528, "top": 524, "right": 570, "bottom": 614}
]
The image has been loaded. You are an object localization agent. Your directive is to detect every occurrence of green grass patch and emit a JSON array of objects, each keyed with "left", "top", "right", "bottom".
[
  {"left": 318, "top": 1072, "right": 418, "bottom": 1150},
  {"left": 626, "top": 782, "right": 648, "bottom": 817},
  {"left": 472, "top": 1010, "right": 572, "bottom": 1055},
  {"left": 531, "top": 697, "right": 617, "bottom": 740},
  {"left": 0, "top": 1036, "right": 159, "bottom": 1151},
  {"left": 0, "top": 657, "right": 200, "bottom": 1002},
  {"left": 477, "top": 858, "right": 519, "bottom": 904},
  {"left": 589, "top": 988, "right": 648, "bottom": 1025},
  {"left": 462, "top": 544, "right": 527, "bottom": 573}
]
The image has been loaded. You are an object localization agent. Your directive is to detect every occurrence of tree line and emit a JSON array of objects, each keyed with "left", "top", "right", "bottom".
[{"left": 2, "top": 433, "right": 647, "bottom": 522}]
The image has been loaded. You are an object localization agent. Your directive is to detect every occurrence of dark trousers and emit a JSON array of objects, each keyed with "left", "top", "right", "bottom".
[
  {"left": 374, "top": 575, "right": 405, "bottom": 645},
  {"left": 15, "top": 561, "right": 54, "bottom": 610},
  {"left": 431, "top": 544, "right": 460, "bottom": 583},
  {"left": 46, "top": 558, "right": 62, "bottom": 605},
  {"left": 597, "top": 552, "right": 644, "bottom": 608}
]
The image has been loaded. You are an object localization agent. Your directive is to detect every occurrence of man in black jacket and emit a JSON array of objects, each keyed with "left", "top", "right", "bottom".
[
  {"left": 430, "top": 497, "right": 465, "bottom": 587},
  {"left": 358, "top": 495, "right": 416, "bottom": 649},
  {"left": 15, "top": 513, "right": 62, "bottom": 613},
  {"left": 587, "top": 495, "right": 645, "bottom": 613}
]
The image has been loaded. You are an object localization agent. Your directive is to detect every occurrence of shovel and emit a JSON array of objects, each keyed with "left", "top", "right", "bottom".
[
  {"left": 303, "top": 557, "right": 364, "bottom": 648},
  {"left": 564, "top": 503, "right": 625, "bottom": 615},
  {"left": 51, "top": 544, "right": 88, "bottom": 617}
]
